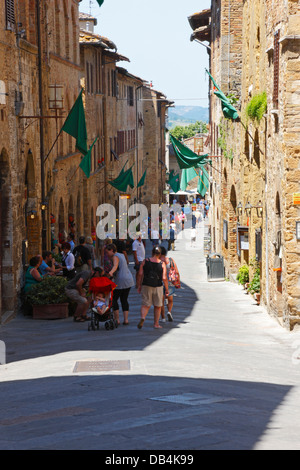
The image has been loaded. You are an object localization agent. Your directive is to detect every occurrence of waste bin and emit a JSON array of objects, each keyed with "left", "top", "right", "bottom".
[{"left": 206, "top": 253, "right": 225, "bottom": 281}]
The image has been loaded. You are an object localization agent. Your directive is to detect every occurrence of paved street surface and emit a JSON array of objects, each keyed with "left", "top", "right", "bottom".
[{"left": 1, "top": 219, "right": 300, "bottom": 451}]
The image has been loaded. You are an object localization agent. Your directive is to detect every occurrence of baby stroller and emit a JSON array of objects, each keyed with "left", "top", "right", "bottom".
[{"left": 88, "top": 276, "right": 118, "bottom": 331}]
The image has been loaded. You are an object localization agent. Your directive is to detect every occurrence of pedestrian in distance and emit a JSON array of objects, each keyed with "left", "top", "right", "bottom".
[
  {"left": 132, "top": 232, "right": 145, "bottom": 285},
  {"left": 136, "top": 245, "right": 169, "bottom": 329},
  {"left": 191, "top": 227, "right": 197, "bottom": 247},
  {"left": 168, "top": 225, "right": 176, "bottom": 251}
]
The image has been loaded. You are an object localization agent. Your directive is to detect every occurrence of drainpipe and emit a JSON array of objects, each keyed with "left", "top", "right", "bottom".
[
  {"left": 264, "top": 115, "right": 269, "bottom": 308},
  {"left": 36, "top": 0, "right": 47, "bottom": 251},
  {"left": 135, "top": 84, "right": 143, "bottom": 202}
]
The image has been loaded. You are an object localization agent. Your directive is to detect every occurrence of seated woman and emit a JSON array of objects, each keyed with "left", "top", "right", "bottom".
[{"left": 24, "top": 256, "right": 43, "bottom": 293}]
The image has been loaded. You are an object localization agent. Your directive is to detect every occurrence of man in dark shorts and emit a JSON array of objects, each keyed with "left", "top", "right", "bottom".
[{"left": 65, "top": 269, "right": 93, "bottom": 322}]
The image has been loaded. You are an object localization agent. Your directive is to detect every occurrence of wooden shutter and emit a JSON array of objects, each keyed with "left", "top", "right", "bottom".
[
  {"left": 273, "top": 30, "right": 280, "bottom": 108},
  {"left": 5, "top": 0, "right": 15, "bottom": 31}
]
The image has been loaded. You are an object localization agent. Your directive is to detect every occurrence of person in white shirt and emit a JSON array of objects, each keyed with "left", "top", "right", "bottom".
[
  {"left": 132, "top": 232, "right": 145, "bottom": 284},
  {"left": 61, "top": 242, "right": 76, "bottom": 279}
]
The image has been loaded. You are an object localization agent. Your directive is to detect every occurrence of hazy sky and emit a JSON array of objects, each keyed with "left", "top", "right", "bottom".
[{"left": 79, "top": 0, "right": 211, "bottom": 107}]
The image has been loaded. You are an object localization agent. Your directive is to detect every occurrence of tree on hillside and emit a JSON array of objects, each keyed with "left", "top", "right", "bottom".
[{"left": 171, "top": 121, "right": 208, "bottom": 140}]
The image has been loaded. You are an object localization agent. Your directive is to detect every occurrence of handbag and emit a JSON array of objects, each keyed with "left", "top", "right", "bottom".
[{"left": 168, "top": 258, "right": 181, "bottom": 289}]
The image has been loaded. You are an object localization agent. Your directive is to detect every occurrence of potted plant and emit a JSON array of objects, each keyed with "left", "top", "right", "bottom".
[
  {"left": 26, "top": 276, "right": 70, "bottom": 319},
  {"left": 236, "top": 264, "right": 249, "bottom": 288},
  {"left": 248, "top": 259, "right": 261, "bottom": 304}
]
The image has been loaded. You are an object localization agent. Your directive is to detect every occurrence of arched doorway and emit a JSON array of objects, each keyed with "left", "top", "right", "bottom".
[
  {"left": 58, "top": 198, "right": 65, "bottom": 244},
  {"left": 0, "top": 148, "right": 12, "bottom": 316},
  {"left": 68, "top": 195, "right": 75, "bottom": 238},
  {"left": 25, "top": 150, "right": 39, "bottom": 259},
  {"left": 76, "top": 192, "right": 81, "bottom": 236}
]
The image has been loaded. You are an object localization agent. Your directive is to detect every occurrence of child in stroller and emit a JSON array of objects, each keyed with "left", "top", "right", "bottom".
[
  {"left": 88, "top": 268, "right": 118, "bottom": 331},
  {"left": 92, "top": 293, "right": 109, "bottom": 315}
]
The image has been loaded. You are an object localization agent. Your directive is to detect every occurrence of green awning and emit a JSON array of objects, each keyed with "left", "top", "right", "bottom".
[{"left": 170, "top": 134, "right": 209, "bottom": 169}]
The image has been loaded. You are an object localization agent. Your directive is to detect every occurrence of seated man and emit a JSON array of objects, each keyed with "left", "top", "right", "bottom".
[
  {"left": 39, "top": 251, "right": 61, "bottom": 276},
  {"left": 65, "top": 270, "right": 93, "bottom": 322}
]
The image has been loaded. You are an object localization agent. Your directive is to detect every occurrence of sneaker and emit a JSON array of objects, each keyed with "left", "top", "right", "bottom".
[
  {"left": 160, "top": 318, "right": 166, "bottom": 323},
  {"left": 167, "top": 311, "right": 173, "bottom": 322},
  {"left": 92, "top": 307, "right": 98, "bottom": 314}
]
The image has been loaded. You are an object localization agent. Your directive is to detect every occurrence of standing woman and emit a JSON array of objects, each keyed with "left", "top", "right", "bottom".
[{"left": 106, "top": 243, "right": 134, "bottom": 325}]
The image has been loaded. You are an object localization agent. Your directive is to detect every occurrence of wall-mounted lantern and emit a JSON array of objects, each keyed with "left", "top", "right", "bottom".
[
  {"left": 237, "top": 202, "right": 243, "bottom": 217},
  {"left": 29, "top": 210, "right": 37, "bottom": 219},
  {"left": 245, "top": 202, "right": 252, "bottom": 217},
  {"left": 296, "top": 221, "right": 300, "bottom": 241},
  {"left": 256, "top": 200, "right": 263, "bottom": 218}
]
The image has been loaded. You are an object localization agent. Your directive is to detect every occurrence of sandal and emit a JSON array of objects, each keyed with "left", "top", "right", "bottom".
[
  {"left": 73, "top": 316, "right": 86, "bottom": 323},
  {"left": 137, "top": 318, "right": 145, "bottom": 329},
  {"left": 123, "top": 322, "right": 129, "bottom": 325}
]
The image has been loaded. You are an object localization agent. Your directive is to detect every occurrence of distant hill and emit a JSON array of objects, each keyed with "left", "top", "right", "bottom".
[{"left": 168, "top": 106, "right": 209, "bottom": 128}]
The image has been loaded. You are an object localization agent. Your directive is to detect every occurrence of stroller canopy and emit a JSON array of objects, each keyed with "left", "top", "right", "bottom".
[{"left": 89, "top": 277, "right": 117, "bottom": 295}]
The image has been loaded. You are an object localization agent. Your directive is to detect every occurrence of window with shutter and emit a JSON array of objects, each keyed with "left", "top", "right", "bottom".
[
  {"left": 273, "top": 30, "right": 280, "bottom": 109},
  {"left": 5, "top": 0, "right": 15, "bottom": 31}
]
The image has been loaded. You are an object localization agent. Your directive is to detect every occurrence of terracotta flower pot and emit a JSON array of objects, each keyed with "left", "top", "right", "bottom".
[{"left": 32, "top": 303, "right": 69, "bottom": 320}]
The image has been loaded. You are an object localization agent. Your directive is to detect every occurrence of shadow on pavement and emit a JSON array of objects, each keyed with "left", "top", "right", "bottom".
[
  {"left": 0, "top": 373, "right": 292, "bottom": 450},
  {"left": 1, "top": 276, "right": 197, "bottom": 363}
]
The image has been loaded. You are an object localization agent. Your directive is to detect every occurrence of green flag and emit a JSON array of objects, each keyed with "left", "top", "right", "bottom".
[
  {"left": 168, "top": 172, "right": 180, "bottom": 193},
  {"left": 180, "top": 167, "right": 198, "bottom": 192},
  {"left": 79, "top": 137, "right": 98, "bottom": 178},
  {"left": 137, "top": 170, "right": 147, "bottom": 188},
  {"left": 197, "top": 167, "right": 210, "bottom": 197},
  {"left": 61, "top": 89, "right": 88, "bottom": 155},
  {"left": 170, "top": 134, "right": 209, "bottom": 169},
  {"left": 205, "top": 69, "right": 239, "bottom": 120},
  {"left": 109, "top": 166, "right": 135, "bottom": 193},
  {"left": 96, "top": 0, "right": 105, "bottom": 6}
]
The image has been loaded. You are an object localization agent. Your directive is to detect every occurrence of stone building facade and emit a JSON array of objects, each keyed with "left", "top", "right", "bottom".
[
  {"left": 0, "top": 1, "right": 170, "bottom": 323},
  {"left": 190, "top": 0, "right": 300, "bottom": 329}
]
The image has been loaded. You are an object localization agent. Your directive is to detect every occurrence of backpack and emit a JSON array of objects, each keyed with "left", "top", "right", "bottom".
[
  {"left": 74, "top": 249, "right": 84, "bottom": 267},
  {"left": 143, "top": 259, "right": 162, "bottom": 287},
  {"left": 168, "top": 258, "right": 181, "bottom": 289}
]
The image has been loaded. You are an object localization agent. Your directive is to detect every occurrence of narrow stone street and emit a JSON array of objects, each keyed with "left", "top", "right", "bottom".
[{"left": 1, "top": 219, "right": 300, "bottom": 451}]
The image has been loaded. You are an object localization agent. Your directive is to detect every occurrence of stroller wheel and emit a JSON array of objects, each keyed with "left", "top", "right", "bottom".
[
  {"left": 105, "top": 321, "right": 110, "bottom": 330},
  {"left": 109, "top": 320, "right": 115, "bottom": 330}
]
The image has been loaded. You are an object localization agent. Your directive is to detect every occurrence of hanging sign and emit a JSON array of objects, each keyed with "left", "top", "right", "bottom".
[{"left": 293, "top": 193, "right": 300, "bottom": 205}]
